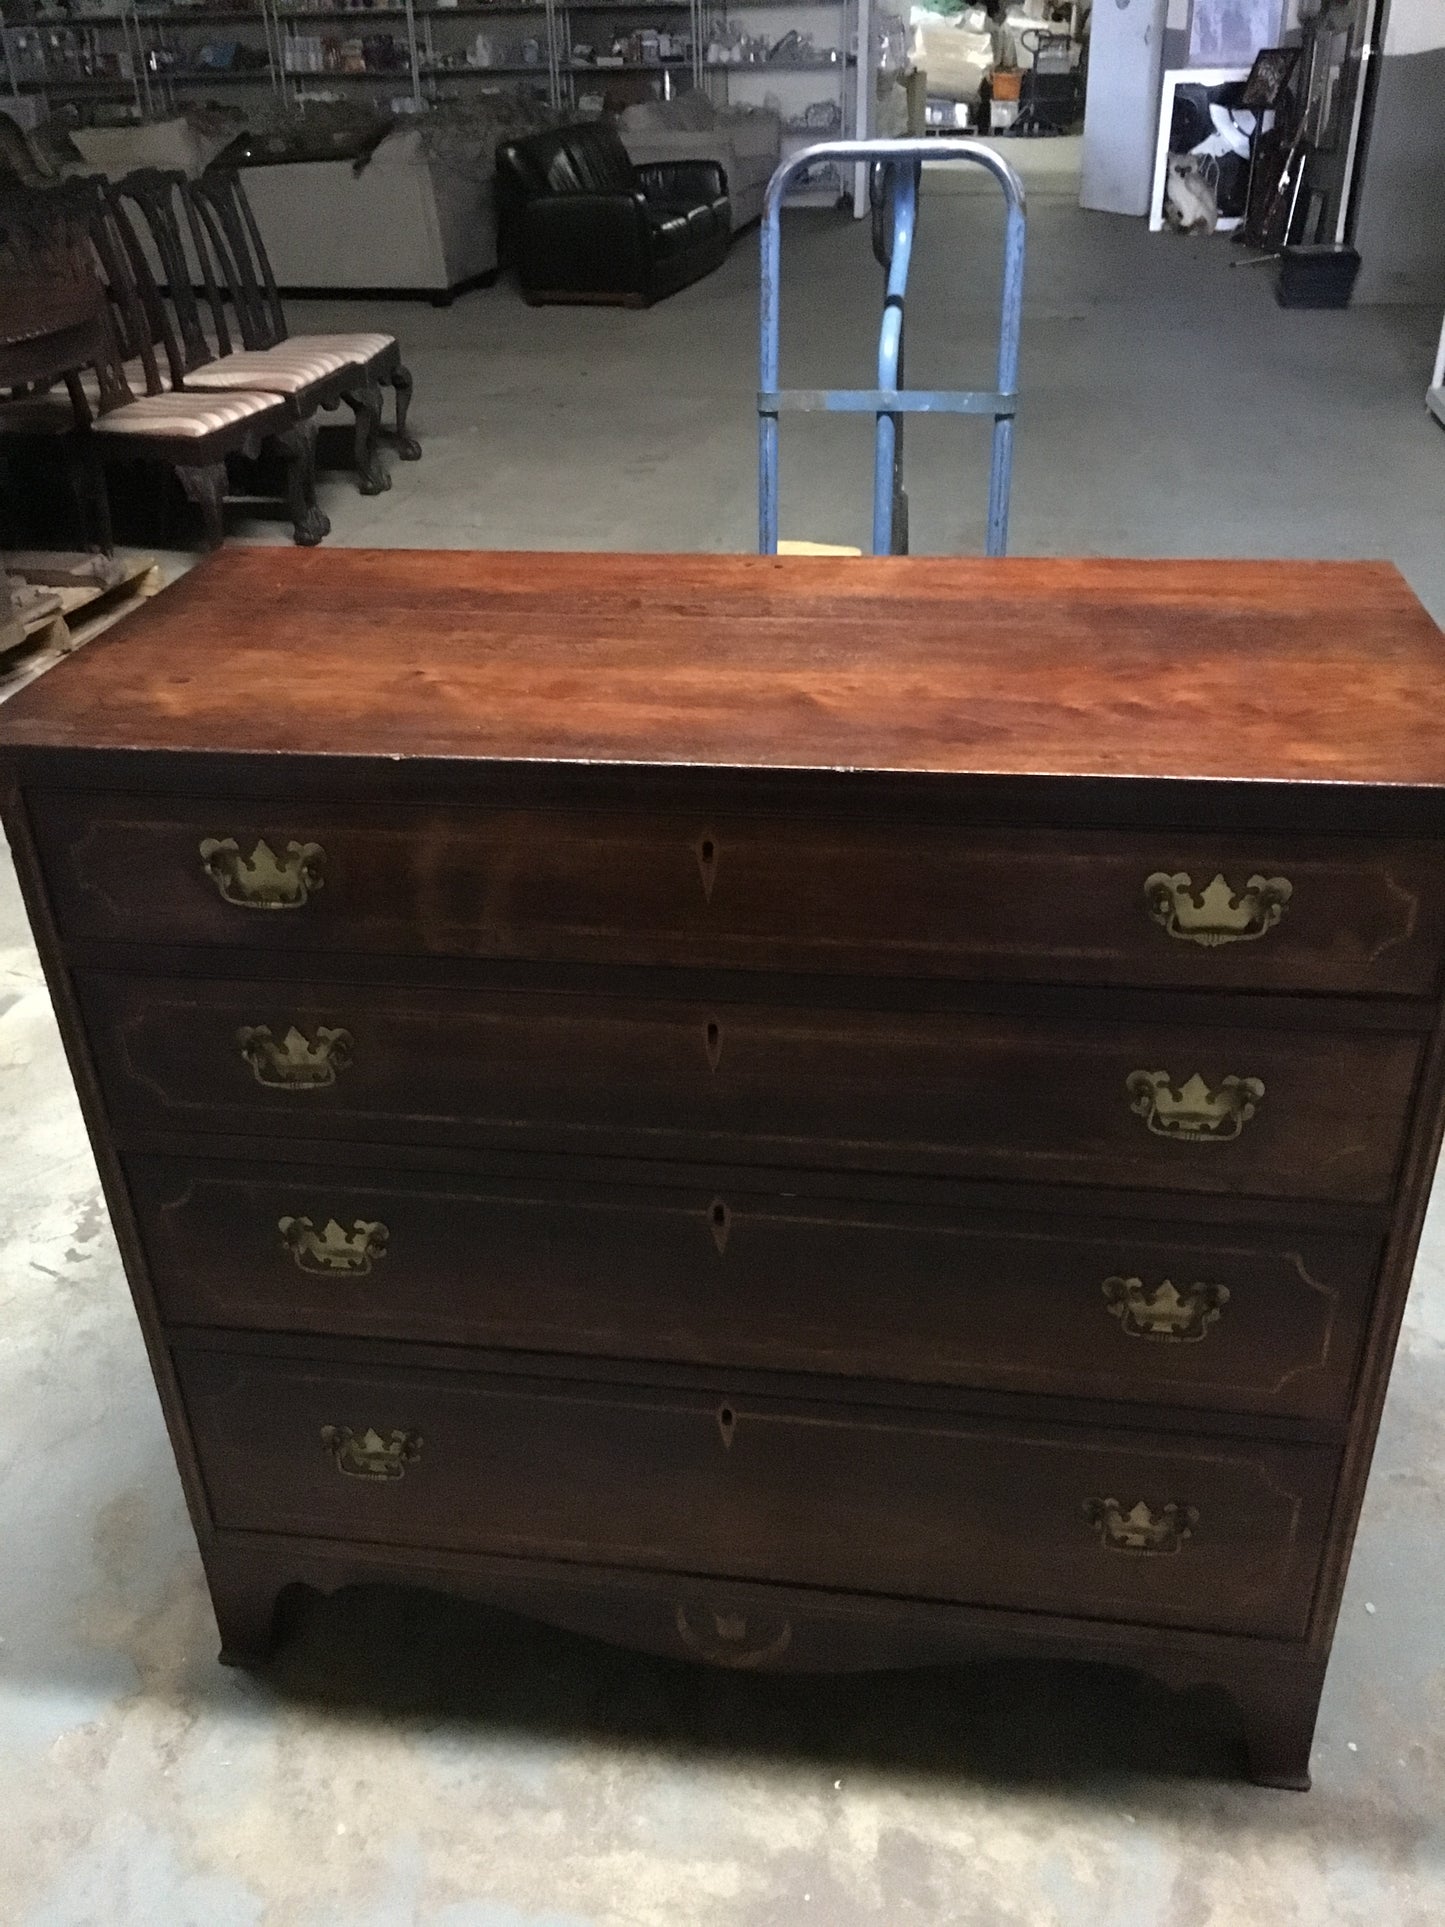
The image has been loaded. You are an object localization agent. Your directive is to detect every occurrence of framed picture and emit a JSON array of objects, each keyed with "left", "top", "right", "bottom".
[
  {"left": 1240, "top": 44, "right": 1299, "bottom": 111},
  {"left": 1188, "top": 1, "right": 1286, "bottom": 68}
]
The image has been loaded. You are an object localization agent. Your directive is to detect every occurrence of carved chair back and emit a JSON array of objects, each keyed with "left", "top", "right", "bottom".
[
  {"left": 110, "top": 168, "right": 237, "bottom": 381},
  {"left": 186, "top": 168, "right": 289, "bottom": 352},
  {"left": 82, "top": 182, "right": 174, "bottom": 407},
  {"left": 0, "top": 182, "right": 128, "bottom": 416}
]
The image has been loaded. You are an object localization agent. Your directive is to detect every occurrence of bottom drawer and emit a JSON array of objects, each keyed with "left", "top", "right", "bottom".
[{"left": 177, "top": 1350, "right": 1337, "bottom": 1639}]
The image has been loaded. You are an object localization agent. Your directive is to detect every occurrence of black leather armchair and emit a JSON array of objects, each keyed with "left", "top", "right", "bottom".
[{"left": 495, "top": 121, "right": 731, "bottom": 307}]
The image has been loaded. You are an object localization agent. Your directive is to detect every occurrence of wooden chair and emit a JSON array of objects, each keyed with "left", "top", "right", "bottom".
[
  {"left": 0, "top": 181, "right": 330, "bottom": 550},
  {"left": 189, "top": 167, "right": 420, "bottom": 461},
  {"left": 0, "top": 189, "right": 114, "bottom": 553},
  {"left": 0, "top": 205, "right": 110, "bottom": 400},
  {"left": 113, "top": 167, "right": 390, "bottom": 496}
]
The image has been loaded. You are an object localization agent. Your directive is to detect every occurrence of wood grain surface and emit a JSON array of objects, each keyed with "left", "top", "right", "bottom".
[
  {"left": 2, "top": 551, "right": 1443, "bottom": 787},
  {"left": 132, "top": 1154, "right": 1377, "bottom": 1421},
  {"left": 7, "top": 547, "right": 1444, "bottom": 1789},
  {"left": 34, "top": 793, "right": 1445, "bottom": 995},
  {"left": 80, "top": 972, "right": 1421, "bottom": 1201},
  {"left": 175, "top": 1346, "right": 1337, "bottom": 1640}
]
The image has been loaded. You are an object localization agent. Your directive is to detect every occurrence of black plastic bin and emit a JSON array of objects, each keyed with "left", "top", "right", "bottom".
[{"left": 1276, "top": 244, "right": 1362, "bottom": 309}]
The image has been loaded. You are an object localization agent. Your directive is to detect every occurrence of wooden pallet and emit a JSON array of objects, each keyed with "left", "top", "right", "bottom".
[{"left": 0, "top": 551, "right": 161, "bottom": 695}]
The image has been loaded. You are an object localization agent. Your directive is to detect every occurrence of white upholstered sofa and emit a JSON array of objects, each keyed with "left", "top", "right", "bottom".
[
  {"left": 617, "top": 94, "right": 782, "bottom": 230},
  {"left": 236, "top": 127, "right": 496, "bottom": 302},
  {"left": 63, "top": 107, "right": 535, "bottom": 302}
]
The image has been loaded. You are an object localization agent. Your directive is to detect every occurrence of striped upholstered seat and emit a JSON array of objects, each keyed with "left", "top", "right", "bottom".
[
  {"left": 92, "top": 390, "right": 283, "bottom": 437},
  {"left": 184, "top": 342, "right": 357, "bottom": 395},
  {"left": 0, "top": 386, "right": 282, "bottom": 438},
  {"left": 285, "top": 332, "right": 397, "bottom": 363}
]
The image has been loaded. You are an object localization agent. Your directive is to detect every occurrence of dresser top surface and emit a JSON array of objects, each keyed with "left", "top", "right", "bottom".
[{"left": 2, "top": 549, "right": 1443, "bottom": 790}]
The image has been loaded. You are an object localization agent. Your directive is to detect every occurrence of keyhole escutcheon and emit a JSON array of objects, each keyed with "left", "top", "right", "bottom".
[
  {"left": 708, "top": 1197, "right": 731, "bottom": 1255},
  {"left": 717, "top": 1403, "right": 737, "bottom": 1449},
  {"left": 704, "top": 1018, "right": 723, "bottom": 1072},
  {"left": 695, "top": 832, "right": 719, "bottom": 902}
]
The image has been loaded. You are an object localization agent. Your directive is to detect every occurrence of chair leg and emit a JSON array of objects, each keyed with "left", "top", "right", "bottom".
[
  {"left": 177, "top": 461, "right": 228, "bottom": 550},
  {"left": 70, "top": 433, "right": 115, "bottom": 556},
  {"left": 390, "top": 363, "right": 421, "bottom": 460},
  {"left": 343, "top": 378, "right": 391, "bottom": 496},
  {"left": 275, "top": 422, "right": 331, "bottom": 547},
  {"left": 0, "top": 572, "right": 22, "bottom": 655}
]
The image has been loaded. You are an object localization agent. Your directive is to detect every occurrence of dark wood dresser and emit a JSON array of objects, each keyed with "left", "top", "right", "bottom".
[{"left": 4, "top": 550, "right": 1444, "bottom": 1790}]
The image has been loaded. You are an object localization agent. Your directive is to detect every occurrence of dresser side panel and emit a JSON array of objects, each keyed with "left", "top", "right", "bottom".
[
  {"left": 0, "top": 769, "right": 218, "bottom": 1548},
  {"left": 1307, "top": 979, "right": 1445, "bottom": 1650}
]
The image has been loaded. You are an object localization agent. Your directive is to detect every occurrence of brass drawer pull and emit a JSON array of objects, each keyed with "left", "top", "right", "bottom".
[
  {"left": 237, "top": 1023, "right": 352, "bottom": 1089},
  {"left": 1102, "top": 1275, "right": 1229, "bottom": 1343},
  {"left": 199, "top": 836, "right": 325, "bottom": 909},
  {"left": 1084, "top": 1497, "right": 1197, "bottom": 1555},
  {"left": 279, "top": 1216, "right": 388, "bottom": 1277},
  {"left": 1144, "top": 870, "right": 1292, "bottom": 947},
  {"left": 320, "top": 1425, "right": 421, "bottom": 1480},
  {"left": 1127, "top": 1069, "right": 1263, "bottom": 1143},
  {"left": 674, "top": 1602, "right": 793, "bottom": 1668}
]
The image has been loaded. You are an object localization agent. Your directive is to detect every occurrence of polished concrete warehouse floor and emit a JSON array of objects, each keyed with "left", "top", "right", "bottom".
[
  {"left": 3, "top": 181, "right": 1445, "bottom": 1924},
  {"left": 248, "top": 164, "right": 1445, "bottom": 619}
]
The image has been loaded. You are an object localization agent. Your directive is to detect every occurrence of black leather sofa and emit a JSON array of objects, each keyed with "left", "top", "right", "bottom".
[{"left": 494, "top": 121, "right": 731, "bottom": 307}]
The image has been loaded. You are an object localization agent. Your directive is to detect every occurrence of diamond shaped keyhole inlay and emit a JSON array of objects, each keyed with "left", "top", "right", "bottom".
[
  {"left": 708, "top": 1197, "right": 731, "bottom": 1255},
  {"left": 695, "top": 832, "right": 718, "bottom": 902}
]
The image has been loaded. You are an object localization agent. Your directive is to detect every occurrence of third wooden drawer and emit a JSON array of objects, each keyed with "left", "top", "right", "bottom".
[{"left": 133, "top": 1156, "right": 1378, "bottom": 1422}]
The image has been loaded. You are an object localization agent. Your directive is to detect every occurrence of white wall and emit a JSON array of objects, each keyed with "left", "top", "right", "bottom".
[
  {"left": 1352, "top": 0, "right": 1445, "bottom": 302},
  {"left": 1080, "top": 0, "right": 1170, "bottom": 214},
  {"left": 1381, "top": 0, "right": 1445, "bottom": 55}
]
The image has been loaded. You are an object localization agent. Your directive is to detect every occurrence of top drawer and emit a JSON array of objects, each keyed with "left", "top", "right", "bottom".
[{"left": 30, "top": 792, "right": 1445, "bottom": 996}]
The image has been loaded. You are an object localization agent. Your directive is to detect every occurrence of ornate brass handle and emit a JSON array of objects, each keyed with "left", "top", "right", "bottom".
[
  {"left": 1144, "top": 870, "right": 1292, "bottom": 947},
  {"left": 1084, "top": 1497, "right": 1197, "bottom": 1555},
  {"left": 320, "top": 1425, "right": 421, "bottom": 1480},
  {"left": 279, "top": 1216, "right": 388, "bottom": 1277},
  {"left": 199, "top": 836, "right": 325, "bottom": 909},
  {"left": 1127, "top": 1069, "right": 1264, "bottom": 1143},
  {"left": 1102, "top": 1275, "right": 1229, "bottom": 1343},
  {"left": 674, "top": 1602, "right": 793, "bottom": 1668},
  {"left": 237, "top": 1024, "right": 352, "bottom": 1089}
]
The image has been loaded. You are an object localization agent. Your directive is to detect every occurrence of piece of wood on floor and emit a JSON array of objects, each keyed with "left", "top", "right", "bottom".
[
  {"left": 0, "top": 551, "right": 160, "bottom": 694},
  {"left": 1, "top": 550, "right": 130, "bottom": 591},
  {"left": 777, "top": 540, "right": 864, "bottom": 557}
]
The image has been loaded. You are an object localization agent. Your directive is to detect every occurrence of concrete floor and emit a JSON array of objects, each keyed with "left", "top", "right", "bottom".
[
  {"left": 239, "top": 166, "right": 1445, "bottom": 621},
  {"left": 4, "top": 185, "right": 1445, "bottom": 1925}
]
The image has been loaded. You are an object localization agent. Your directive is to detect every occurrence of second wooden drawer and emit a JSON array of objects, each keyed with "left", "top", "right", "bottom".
[
  {"left": 135, "top": 1157, "right": 1377, "bottom": 1421},
  {"left": 85, "top": 974, "right": 1420, "bottom": 1202}
]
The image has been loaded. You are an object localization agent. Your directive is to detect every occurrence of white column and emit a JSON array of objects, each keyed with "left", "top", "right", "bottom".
[{"left": 1079, "top": 0, "right": 1169, "bottom": 216}]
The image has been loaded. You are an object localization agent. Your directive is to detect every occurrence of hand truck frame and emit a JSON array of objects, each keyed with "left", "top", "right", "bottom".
[{"left": 758, "top": 138, "right": 1027, "bottom": 557}]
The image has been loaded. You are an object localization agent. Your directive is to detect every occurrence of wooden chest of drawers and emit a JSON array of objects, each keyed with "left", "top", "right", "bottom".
[{"left": 5, "top": 548, "right": 1445, "bottom": 1789}]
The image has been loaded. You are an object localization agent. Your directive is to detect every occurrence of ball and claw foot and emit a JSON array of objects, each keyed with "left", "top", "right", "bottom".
[
  {"left": 292, "top": 505, "right": 331, "bottom": 547},
  {"left": 391, "top": 365, "right": 420, "bottom": 461}
]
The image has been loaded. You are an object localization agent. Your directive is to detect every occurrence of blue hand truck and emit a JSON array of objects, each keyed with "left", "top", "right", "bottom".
[{"left": 758, "top": 138, "right": 1027, "bottom": 558}]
